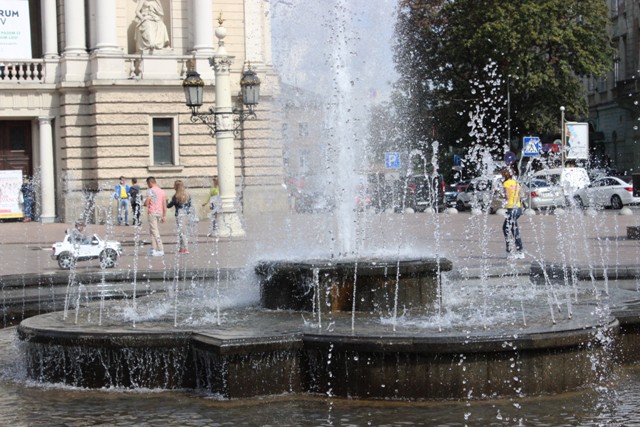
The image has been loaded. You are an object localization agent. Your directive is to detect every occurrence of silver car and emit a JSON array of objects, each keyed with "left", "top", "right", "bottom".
[
  {"left": 523, "top": 179, "right": 565, "bottom": 210},
  {"left": 456, "top": 176, "right": 501, "bottom": 212},
  {"left": 574, "top": 176, "right": 640, "bottom": 209}
]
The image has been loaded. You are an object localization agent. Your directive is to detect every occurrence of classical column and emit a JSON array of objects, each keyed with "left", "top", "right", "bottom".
[
  {"left": 63, "top": 0, "right": 87, "bottom": 54},
  {"left": 243, "top": 0, "right": 266, "bottom": 66},
  {"left": 190, "top": 0, "right": 215, "bottom": 81},
  {"left": 211, "top": 24, "right": 244, "bottom": 237},
  {"left": 41, "top": 0, "right": 58, "bottom": 57},
  {"left": 38, "top": 118, "right": 56, "bottom": 223},
  {"left": 192, "top": 0, "right": 215, "bottom": 53},
  {"left": 94, "top": 0, "right": 119, "bottom": 52}
]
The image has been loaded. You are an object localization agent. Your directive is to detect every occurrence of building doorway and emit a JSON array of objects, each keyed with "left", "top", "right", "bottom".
[{"left": 0, "top": 121, "right": 33, "bottom": 176}]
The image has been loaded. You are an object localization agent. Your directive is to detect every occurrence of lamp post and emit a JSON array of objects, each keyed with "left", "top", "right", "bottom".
[
  {"left": 560, "top": 106, "right": 566, "bottom": 167},
  {"left": 507, "top": 74, "right": 511, "bottom": 148},
  {"left": 182, "top": 16, "right": 260, "bottom": 237}
]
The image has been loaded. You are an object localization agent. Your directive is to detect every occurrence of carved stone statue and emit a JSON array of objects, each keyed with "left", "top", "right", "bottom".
[{"left": 134, "top": 0, "right": 170, "bottom": 52}]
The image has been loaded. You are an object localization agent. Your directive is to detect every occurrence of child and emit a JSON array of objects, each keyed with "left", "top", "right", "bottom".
[
  {"left": 202, "top": 176, "right": 220, "bottom": 237},
  {"left": 69, "top": 219, "right": 91, "bottom": 244},
  {"left": 167, "top": 180, "right": 192, "bottom": 254}
]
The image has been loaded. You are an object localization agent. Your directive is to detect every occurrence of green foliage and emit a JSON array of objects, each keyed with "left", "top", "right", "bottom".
[{"left": 394, "top": 0, "right": 614, "bottom": 170}]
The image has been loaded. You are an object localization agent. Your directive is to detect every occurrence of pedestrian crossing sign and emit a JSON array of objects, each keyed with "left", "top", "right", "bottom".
[{"left": 523, "top": 136, "right": 541, "bottom": 157}]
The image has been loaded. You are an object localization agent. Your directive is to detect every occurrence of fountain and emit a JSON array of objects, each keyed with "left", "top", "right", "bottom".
[{"left": 3, "top": 0, "right": 640, "bottom": 424}]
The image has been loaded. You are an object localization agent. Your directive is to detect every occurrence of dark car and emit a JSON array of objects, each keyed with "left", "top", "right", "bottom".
[{"left": 395, "top": 174, "right": 446, "bottom": 212}]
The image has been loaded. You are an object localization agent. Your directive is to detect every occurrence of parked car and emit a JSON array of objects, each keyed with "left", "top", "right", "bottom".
[
  {"left": 523, "top": 178, "right": 565, "bottom": 210},
  {"left": 445, "top": 180, "right": 470, "bottom": 208},
  {"left": 533, "top": 167, "right": 590, "bottom": 195},
  {"left": 455, "top": 175, "right": 502, "bottom": 212},
  {"left": 294, "top": 190, "right": 335, "bottom": 213},
  {"left": 588, "top": 167, "right": 620, "bottom": 181},
  {"left": 574, "top": 176, "right": 640, "bottom": 209},
  {"left": 51, "top": 233, "right": 122, "bottom": 270},
  {"left": 397, "top": 174, "right": 446, "bottom": 212},
  {"left": 355, "top": 184, "right": 373, "bottom": 211}
]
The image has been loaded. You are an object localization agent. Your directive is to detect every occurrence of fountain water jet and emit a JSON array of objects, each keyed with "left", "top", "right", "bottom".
[{"left": 8, "top": 0, "right": 640, "bottom": 416}]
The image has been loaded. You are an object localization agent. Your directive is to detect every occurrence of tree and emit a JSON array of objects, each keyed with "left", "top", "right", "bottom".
[{"left": 395, "top": 0, "right": 614, "bottom": 175}]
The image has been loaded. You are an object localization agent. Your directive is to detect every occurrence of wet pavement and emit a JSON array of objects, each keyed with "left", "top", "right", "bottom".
[{"left": 0, "top": 208, "right": 638, "bottom": 279}]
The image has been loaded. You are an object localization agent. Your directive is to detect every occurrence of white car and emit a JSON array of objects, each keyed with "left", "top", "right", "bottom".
[
  {"left": 51, "top": 233, "right": 122, "bottom": 270},
  {"left": 574, "top": 176, "right": 640, "bottom": 209},
  {"left": 456, "top": 175, "right": 503, "bottom": 212}
]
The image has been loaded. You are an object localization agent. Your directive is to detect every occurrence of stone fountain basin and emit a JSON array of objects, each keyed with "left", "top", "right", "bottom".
[
  {"left": 17, "top": 300, "right": 616, "bottom": 400},
  {"left": 255, "top": 257, "right": 452, "bottom": 314}
]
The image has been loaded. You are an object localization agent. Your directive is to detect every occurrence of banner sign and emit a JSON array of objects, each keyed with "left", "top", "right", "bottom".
[
  {"left": 0, "top": 0, "right": 32, "bottom": 59},
  {"left": 0, "top": 170, "right": 24, "bottom": 219},
  {"left": 565, "top": 122, "right": 589, "bottom": 160}
]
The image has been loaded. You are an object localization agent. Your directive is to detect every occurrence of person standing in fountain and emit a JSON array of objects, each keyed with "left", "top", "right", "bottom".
[
  {"left": 202, "top": 176, "right": 220, "bottom": 237},
  {"left": 144, "top": 176, "right": 167, "bottom": 257},
  {"left": 501, "top": 167, "right": 524, "bottom": 259},
  {"left": 167, "top": 180, "right": 192, "bottom": 254},
  {"left": 113, "top": 176, "right": 130, "bottom": 226},
  {"left": 134, "top": 0, "right": 170, "bottom": 52},
  {"left": 129, "top": 178, "right": 142, "bottom": 226}
]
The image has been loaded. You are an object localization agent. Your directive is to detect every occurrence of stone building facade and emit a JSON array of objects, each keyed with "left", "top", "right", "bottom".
[
  {"left": 0, "top": 0, "right": 287, "bottom": 224},
  {"left": 586, "top": 0, "right": 640, "bottom": 174}
]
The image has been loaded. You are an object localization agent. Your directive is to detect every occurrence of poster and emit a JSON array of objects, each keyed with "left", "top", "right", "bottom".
[
  {"left": 0, "top": 0, "right": 32, "bottom": 59},
  {"left": 0, "top": 170, "right": 24, "bottom": 219},
  {"left": 565, "top": 122, "right": 589, "bottom": 160}
]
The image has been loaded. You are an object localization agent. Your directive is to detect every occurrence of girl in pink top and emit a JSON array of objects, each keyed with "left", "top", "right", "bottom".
[{"left": 144, "top": 176, "right": 167, "bottom": 256}]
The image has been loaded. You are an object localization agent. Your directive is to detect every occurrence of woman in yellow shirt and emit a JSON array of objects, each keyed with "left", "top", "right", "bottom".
[
  {"left": 202, "top": 176, "right": 220, "bottom": 237},
  {"left": 501, "top": 167, "right": 524, "bottom": 259}
]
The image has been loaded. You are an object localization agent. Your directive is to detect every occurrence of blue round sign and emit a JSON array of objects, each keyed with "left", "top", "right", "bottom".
[{"left": 504, "top": 151, "right": 516, "bottom": 165}]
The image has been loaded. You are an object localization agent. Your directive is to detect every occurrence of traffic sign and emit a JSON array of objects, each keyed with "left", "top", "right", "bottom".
[
  {"left": 523, "top": 136, "right": 541, "bottom": 157},
  {"left": 504, "top": 151, "right": 516, "bottom": 165},
  {"left": 385, "top": 152, "right": 401, "bottom": 169}
]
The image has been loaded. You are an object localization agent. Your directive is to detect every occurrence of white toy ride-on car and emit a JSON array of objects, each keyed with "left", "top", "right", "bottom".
[{"left": 51, "top": 233, "right": 123, "bottom": 270}]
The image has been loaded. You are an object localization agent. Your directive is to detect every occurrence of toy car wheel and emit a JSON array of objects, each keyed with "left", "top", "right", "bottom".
[
  {"left": 57, "top": 252, "right": 75, "bottom": 270},
  {"left": 100, "top": 248, "right": 118, "bottom": 269}
]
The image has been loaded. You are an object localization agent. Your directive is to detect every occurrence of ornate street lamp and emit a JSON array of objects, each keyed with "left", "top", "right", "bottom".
[
  {"left": 181, "top": 15, "right": 260, "bottom": 237},
  {"left": 239, "top": 66, "right": 260, "bottom": 112},
  {"left": 182, "top": 66, "right": 260, "bottom": 136},
  {"left": 182, "top": 70, "right": 205, "bottom": 114}
]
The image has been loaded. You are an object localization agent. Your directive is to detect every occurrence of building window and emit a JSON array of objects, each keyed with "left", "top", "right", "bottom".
[
  {"left": 299, "top": 149, "right": 310, "bottom": 174},
  {"left": 597, "top": 76, "right": 608, "bottom": 93},
  {"left": 152, "top": 117, "right": 176, "bottom": 165},
  {"left": 610, "top": 0, "right": 618, "bottom": 17},
  {"left": 299, "top": 122, "right": 309, "bottom": 137}
]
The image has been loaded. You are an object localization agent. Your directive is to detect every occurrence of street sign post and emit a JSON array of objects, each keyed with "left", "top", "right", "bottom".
[
  {"left": 504, "top": 151, "right": 516, "bottom": 165},
  {"left": 385, "top": 152, "right": 401, "bottom": 169},
  {"left": 523, "top": 136, "right": 541, "bottom": 157}
]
